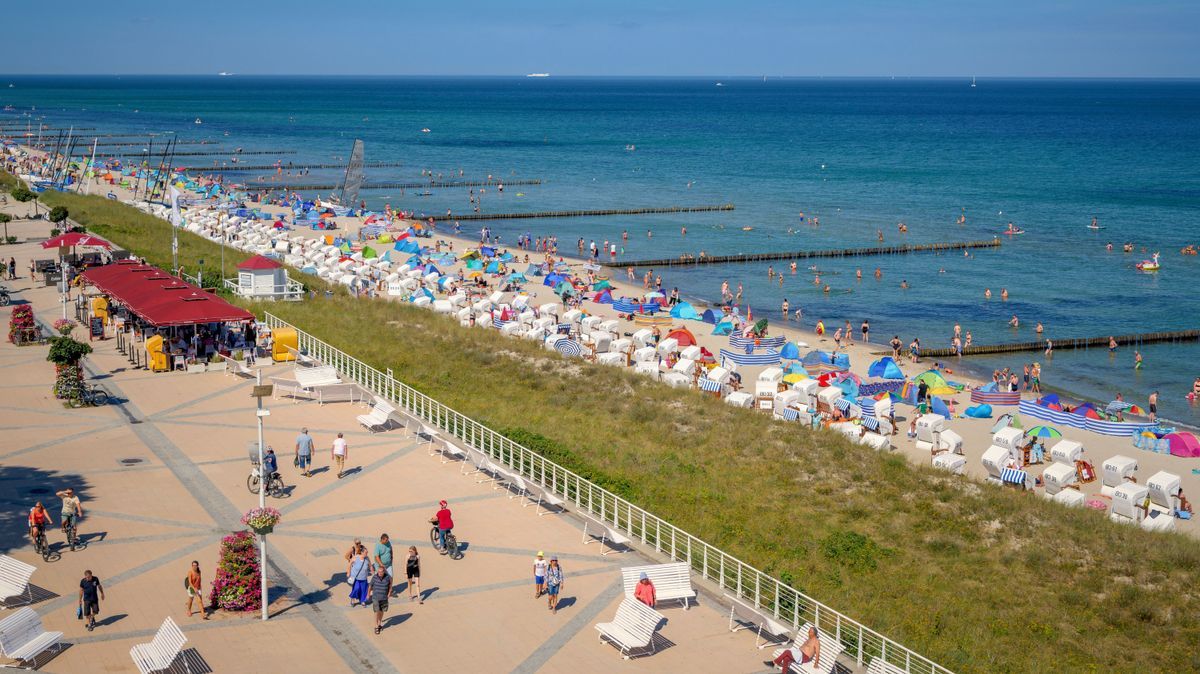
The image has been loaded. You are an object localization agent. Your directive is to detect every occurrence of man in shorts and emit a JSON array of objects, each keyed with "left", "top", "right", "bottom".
[
  {"left": 295, "top": 427, "right": 314, "bottom": 477},
  {"left": 331, "top": 432, "right": 348, "bottom": 478},
  {"left": 56, "top": 487, "right": 84, "bottom": 540},
  {"left": 79, "top": 570, "right": 105, "bottom": 631},
  {"left": 368, "top": 564, "right": 392, "bottom": 635}
]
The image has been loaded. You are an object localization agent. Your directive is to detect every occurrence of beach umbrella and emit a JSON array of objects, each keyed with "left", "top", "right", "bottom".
[
  {"left": 780, "top": 342, "right": 801, "bottom": 360},
  {"left": 467, "top": 271, "right": 483, "bottom": 278},
  {"left": 753, "top": 318, "right": 769, "bottom": 335},
  {"left": 645, "top": 291, "right": 665, "bottom": 299},
  {"left": 1025, "top": 425, "right": 1062, "bottom": 439},
  {"left": 1124, "top": 405, "right": 1146, "bottom": 416}
]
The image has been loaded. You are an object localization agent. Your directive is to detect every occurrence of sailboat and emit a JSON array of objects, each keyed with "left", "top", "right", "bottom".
[{"left": 970, "top": 76, "right": 977, "bottom": 88}]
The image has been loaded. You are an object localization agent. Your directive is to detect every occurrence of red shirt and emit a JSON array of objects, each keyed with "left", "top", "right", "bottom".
[
  {"left": 435, "top": 508, "right": 454, "bottom": 530},
  {"left": 28, "top": 509, "right": 49, "bottom": 526}
]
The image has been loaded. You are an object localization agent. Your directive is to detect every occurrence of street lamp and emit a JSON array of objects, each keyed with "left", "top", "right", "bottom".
[
  {"left": 198, "top": 258, "right": 204, "bottom": 288},
  {"left": 251, "top": 372, "right": 273, "bottom": 621}
]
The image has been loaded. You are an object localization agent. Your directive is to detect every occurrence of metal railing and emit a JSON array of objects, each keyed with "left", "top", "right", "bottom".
[{"left": 261, "top": 311, "right": 953, "bottom": 674}]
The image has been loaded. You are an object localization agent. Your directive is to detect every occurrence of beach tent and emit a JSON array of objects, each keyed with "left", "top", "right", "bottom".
[
  {"left": 666, "top": 327, "right": 698, "bottom": 347},
  {"left": 459, "top": 250, "right": 480, "bottom": 260},
  {"left": 780, "top": 341, "right": 801, "bottom": 360},
  {"left": 466, "top": 259, "right": 483, "bottom": 270},
  {"left": 544, "top": 273, "right": 567, "bottom": 287},
  {"left": 712, "top": 321, "right": 733, "bottom": 336},
  {"left": 525, "top": 264, "right": 544, "bottom": 277},
  {"left": 913, "top": 370, "right": 957, "bottom": 395},
  {"left": 361, "top": 246, "right": 378, "bottom": 260},
  {"left": 1036, "top": 393, "right": 1062, "bottom": 410},
  {"left": 485, "top": 261, "right": 500, "bottom": 273},
  {"left": 929, "top": 396, "right": 951, "bottom": 417},
  {"left": 410, "top": 288, "right": 434, "bottom": 302},
  {"left": 701, "top": 309, "right": 718, "bottom": 324},
  {"left": 1071, "top": 402, "right": 1102, "bottom": 419},
  {"left": 394, "top": 239, "right": 421, "bottom": 254},
  {"left": 669, "top": 302, "right": 700, "bottom": 320},
  {"left": 499, "top": 252, "right": 515, "bottom": 262},
  {"left": 1165, "top": 432, "right": 1200, "bottom": 457},
  {"left": 592, "top": 279, "right": 613, "bottom": 291},
  {"left": 507, "top": 272, "right": 528, "bottom": 283},
  {"left": 480, "top": 246, "right": 496, "bottom": 257},
  {"left": 965, "top": 404, "right": 993, "bottom": 418},
  {"left": 867, "top": 357, "right": 905, "bottom": 380},
  {"left": 592, "top": 288, "right": 614, "bottom": 304}
]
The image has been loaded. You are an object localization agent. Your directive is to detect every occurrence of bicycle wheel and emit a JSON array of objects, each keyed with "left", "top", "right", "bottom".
[
  {"left": 445, "top": 533, "right": 459, "bottom": 559},
  {"left": 68, "top": 527, "right": 76, "bottom": 552},
  {"left": 39, "top": 537, "right": 50, "bottom": 562},
  {"left": 90, "top": 390, "right": 109, "bottom": 406},
  {"left": 247, "top": 473, "right": 261, "bottom": 494},
  {"left": 0, "top": 293, "right": 10, "bottom": 306},
  {"left": 268, "top": 477, "right": 285, "bottom": 498},
  {"left": 68, "top": 394, "right": 85, "bottom": 409},
  {"left": 429, "top": 527, "right": 441, "bottom": 550}
]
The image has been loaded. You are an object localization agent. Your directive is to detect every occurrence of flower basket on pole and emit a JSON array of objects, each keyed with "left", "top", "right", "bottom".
[{"left": 242, "top": 506, "right": 281, "bottom": 536}]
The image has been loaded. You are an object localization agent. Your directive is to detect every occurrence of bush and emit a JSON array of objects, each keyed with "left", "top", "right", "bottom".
[
  {"left": 209, "top": 531, "right": 261, "bottom": 612},
  {"left": 46, "top": 335, "right": 92, "bottom": 365},
  {"left": 49, "top": 206, "right": 69, "bottom": 226},
  {"left": 7, "top": 305, "right": 35, "bottom": 343},
  {"left": 10, "top": 185, "right": 33, "bottom": 203}
]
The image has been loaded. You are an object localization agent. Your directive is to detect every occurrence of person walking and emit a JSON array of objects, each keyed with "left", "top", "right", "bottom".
[
  {"left": 374, "top": 534, "right": 393, "bottom": 586},
  {"left": 79, "top": 569, "right": 105, "bottom": 631},
  {"left": 332, "top": 432, "right": 348, "bottom": 478},
  {"left": 295, "top": 427, "right": 315, "bottom": 477},
  {"left": 186, "top": 560, "right": 206, "bottom": 618},
  {"left": 368, "top": 564, "right": 392, "bottom": 635},
  {"left": 1149, "top": 391, "right": 1158, "bottom": 423},
  {"left": 405, "top": 546, "right": 422, "bottom": 603},
  {"left": 545, "top": 556, "right": 563, "bottom": 614},
  {"left": 348, "top": 544, "right": 372, "bottom": 607},
  {"left": 533, "top": 551, "right": 548, "bottom": 598}
]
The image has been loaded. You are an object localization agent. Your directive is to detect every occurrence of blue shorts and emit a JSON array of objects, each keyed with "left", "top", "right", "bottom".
[
  {"left": 535, "top": 575, "right": 545, "bottom": 585},
  {"left": 547, "top": 584, "right": 560, "bottom": 597},
  {"left": 298, "top": 454, "right": 311, "bottom": 469}
]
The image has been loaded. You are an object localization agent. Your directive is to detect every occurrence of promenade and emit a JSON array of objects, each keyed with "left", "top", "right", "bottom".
[{"left": 0, "top": 237, "right": 774, "bottom": 672}]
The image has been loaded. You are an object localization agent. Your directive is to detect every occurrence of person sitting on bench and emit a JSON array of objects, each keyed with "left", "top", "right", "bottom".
[{"left": 766, "top": 625, "right": 820, "bottom": 672}]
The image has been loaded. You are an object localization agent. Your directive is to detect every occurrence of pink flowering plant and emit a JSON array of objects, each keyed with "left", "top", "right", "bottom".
[
  {"left": 52, "top": 318, "right": 76, "bottom": 336},
  {"left": 208, "top": 531, "right": 261, "bottom": 612},
  {"left": 242, "top": 506, "right": 282, "bottom": 531}
]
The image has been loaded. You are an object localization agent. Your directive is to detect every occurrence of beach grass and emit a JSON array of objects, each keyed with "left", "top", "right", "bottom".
[{"left": 32, "top": 180, "right": 1200, "bottom": 673}]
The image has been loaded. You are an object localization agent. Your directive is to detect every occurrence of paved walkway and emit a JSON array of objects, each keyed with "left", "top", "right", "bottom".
[{"left": 0, "top": 230, "right": 779, "bottom": 672}]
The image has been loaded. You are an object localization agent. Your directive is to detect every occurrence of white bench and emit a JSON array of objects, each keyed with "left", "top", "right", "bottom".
[
  {"left": 219, "top": 353, "right": 253, "bottom": 378},
  {"left": 770, "top": 624, "right": 846, "bottom": 674},
  {"left": 525, "top": 486, "right": 566, "bottom": 516},
  {"left": 582, "top": 520, "right": 631, "bottom": 555},
  {"left": 867, "top": 658, "right": 910, "bottom": 674},
  {"left": 356, "top": 397, "right": 397, "bottom": 433},
  {"left": 621, "top": 562, "right": 697, "bottom": 610},
  {"left": 130, "top": 616, "right": 187, "bottom": 674},
  {"left": 272, "top": 365, "right": 341, "bottom": 404},
  {"left": 0, "top": 607, "right": 63, "bottom": 669},
  {"left": 726, "top": 594, "right": 791, "bottom": 648},
  {"left": 0, "top": 555, "right": 36, "bottom": 607},
  {"left": 595, "top": 597, "right": 664, "bottom": 659}
]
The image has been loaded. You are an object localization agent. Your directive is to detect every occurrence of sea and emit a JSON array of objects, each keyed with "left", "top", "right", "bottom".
[{"left": 4, "top": 75, "right": 1200, "bottom": 423}]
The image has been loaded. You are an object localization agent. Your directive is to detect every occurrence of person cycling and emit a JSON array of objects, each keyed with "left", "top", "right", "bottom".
[
  {"left": 28, "top": 502, "right": 53, "bottom": 547},
  {"left": 430, "top": 500, "right": 454, "bottom": 554},
  {"left": 262, "top": 447, "right": 279, "bottom": 481},
  {"left": 56, "top": 488, "right": 84, "bottom": 537}
]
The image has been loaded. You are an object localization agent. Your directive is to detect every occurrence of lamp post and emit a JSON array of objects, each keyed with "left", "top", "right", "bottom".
[
  {"left": 198, "top": 258, "right": 205, "bottom": 289},
  {"left": 251, "top": 372, "right": 273, "bottom": 621}
]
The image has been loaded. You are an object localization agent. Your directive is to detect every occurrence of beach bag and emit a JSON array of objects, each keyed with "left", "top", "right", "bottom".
[
  {"left": 184, "top": 576, "right": 190, "bottom": 590},
  {"left": 76, "top": 603, "right": 82, "bottom": 620}
]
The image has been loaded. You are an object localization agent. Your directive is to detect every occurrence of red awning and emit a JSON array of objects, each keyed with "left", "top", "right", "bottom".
[
  {"left": 80, "top": 261, "right": 254, "bottom": 328},
  {"left": 41, "top": 232, "right": 113, "bottom": 249}
]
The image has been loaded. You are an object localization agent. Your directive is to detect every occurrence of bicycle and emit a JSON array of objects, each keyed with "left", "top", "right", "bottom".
[
  {"left": 63, "top": 518, "right": 80, "bottom": 551},
  {"left": 67, "top": 382, "right": 109, "bottom": 408},
  {"left": 429, "top": 521, "right": 461, "bottom": 559},
  {"left": 33, "top": 528, "right": 51, "bottom": 562},
  {"left": 247, "top": 465, "right": 285, "bottom": 498}
]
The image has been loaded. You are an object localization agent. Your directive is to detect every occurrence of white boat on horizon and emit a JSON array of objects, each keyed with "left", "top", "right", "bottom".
[{"left": 526, "top": 73, "right": 550, "bottom": 78}]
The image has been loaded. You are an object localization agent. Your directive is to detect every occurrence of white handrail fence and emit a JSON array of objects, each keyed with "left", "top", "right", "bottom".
[{"left": 260, "top": 312, "right": 953, "bottom": 674}]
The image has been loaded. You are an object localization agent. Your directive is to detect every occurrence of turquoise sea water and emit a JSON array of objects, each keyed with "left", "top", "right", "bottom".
[{"left": 4, "top": 75, "right": 1200, "bottom": 422}]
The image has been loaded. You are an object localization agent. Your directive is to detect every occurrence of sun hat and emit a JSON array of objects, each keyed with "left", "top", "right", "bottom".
[
  {"left": 537, "top": 551, "right": 544, "bottom": 557},
  {"left": 550, "top": 555, "right": 558, "bottom": 561},
  {"left": 639, "top": 572, "right": 648, "bottom": 580}
]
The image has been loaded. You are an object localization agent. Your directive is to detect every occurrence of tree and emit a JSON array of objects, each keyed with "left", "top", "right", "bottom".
[
  {"left": 49, "top": 206, "right": 69, "bottom": 227},
  {"left": 0, "top": 213, "right": 9, "bottom": 243},
  {"left": 10, "top": 186, "right": 38, "bottom": 217}
]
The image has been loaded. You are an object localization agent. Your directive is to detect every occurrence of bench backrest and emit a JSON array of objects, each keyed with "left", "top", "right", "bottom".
[
  {"left": 621, "top": 562, "right": 694, "bottom": 596},
  {"left": 295, "top": 365, "right": 339, "bottom": 387},
  {"left": 0, "top": 608, "right": 44, "bottom": 655},
  {"left": 0, "top": 555, "right": 36, "bottom": 592},
  {"left": 611, "top": 597, "right": 662, "bottom": 645},
  {"left": 797, "top": 623, "right": 845, "bottom": 674},
  {"left": 149, "top": 617, "right": 187, "bottom": 658},
  {"left": 372, "top": 398, "right": 397, "bottom": 416}
]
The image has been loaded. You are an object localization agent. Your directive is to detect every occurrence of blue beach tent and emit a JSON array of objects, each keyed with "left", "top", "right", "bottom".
[
  {"left": 780, "top": 342, "right": 801, "bottom": 360},
  {"left": 868, "top": 357, "right": 905, "bottom": 380},
  {"left": 712, "top": 321, "right": 734, "bottom": 336},
  {"left": 701, "top": 309, "right": 718, "bottom": 324},
  {"left": 669, "top": 302, "right": 700, "bottom": 320}
]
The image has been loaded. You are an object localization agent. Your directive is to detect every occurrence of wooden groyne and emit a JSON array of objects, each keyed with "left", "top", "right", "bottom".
[
  {"left": 894, "top": 330, "right": 1200, "bottom": 358},
  {"left": 194, "top": 162, "right": 411, "bottom": 172},
  {"left": 63, "top": 140, "right": 218, "bottom": 148},
  {"left": 430, "top": 204, "right": 735, "bottom": 222},
  {"left": 90, "top": 149, "right": 298, "bottom": 158},
  {"left": 247, "top": 178, "right": 545, "bottom": 190},
  {"left": 608, "top": 238, "right": 1001, "bottom": 268}
]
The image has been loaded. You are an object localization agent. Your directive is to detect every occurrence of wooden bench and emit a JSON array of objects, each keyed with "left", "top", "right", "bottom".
[
  {"left": 770, "top": 624, "right": 846, "bottom": 674},
  {"left": 130, "top": 616, "right": 187, "bottom": 674},
  {"left": 621, "top": 562, "right": 697, "bottom": 610},
  {"left": 725, "top": 594, "right": 791, "bottom": 648},
  {"left": 595, "top": 597, "right": 664, "bottom": 659},
  {"left": 0, "top": 607, "right": 63, "bottom": 669},
  {"left": 356, "top": 397, "right": 397, "bottom": 432},
  {"left": 219, "top": 353, "right": 253, "bottom": 378},
  {"left": 582, "top": 520, "right": 631, "bottom": 556},
  {"left": 0, "top": 555, "right": 36, "bottom": 607},
  {"left": 867, "top": 658, "right": 910, "bottom": 674}
]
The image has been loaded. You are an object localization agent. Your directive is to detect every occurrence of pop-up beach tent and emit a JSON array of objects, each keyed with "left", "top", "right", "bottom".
[
  {"left": 666, "top": 327, "right": 698, "bottom": 346},
  {"left": 1165, "top": 432, "right": 1200, "bottom": 457},
  {"left": 712, "top": 321, "right": 733, "bottom": 336},
  {"left": 701, "top": 309, "right": 718, "bottom": 324},
  {"left": 593, "top": 288, "right": 614, "bottom": 304},
  {"left": 669, "top": 302, "right": 700, "bottom": 320},
  {"left": 913, "top": 370, "right": 957, "bottom": 395},
  {"left": 868, "top": 357, "right": 905, "bottom": 380}
]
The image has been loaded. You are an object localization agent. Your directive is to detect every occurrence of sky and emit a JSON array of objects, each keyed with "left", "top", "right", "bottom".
[{"left": 5, "top": 0, "right": 1199, "bottom": 77}]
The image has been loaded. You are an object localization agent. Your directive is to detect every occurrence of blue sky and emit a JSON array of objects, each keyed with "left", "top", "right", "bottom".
[{"left": 7, "top": 0, "right": 1199, "bottom": 77}]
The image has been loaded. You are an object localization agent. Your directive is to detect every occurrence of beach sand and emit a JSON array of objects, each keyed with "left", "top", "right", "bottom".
[{"left": 13, "top": 150, "right": 1199, "bottom": 537}]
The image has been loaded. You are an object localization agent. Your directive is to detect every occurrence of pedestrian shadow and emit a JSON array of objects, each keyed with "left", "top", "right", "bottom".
[
  {"left": 382, "top": 613, "right": 411, "bottom": 629},
  {"left": 94, "top": 612, "right": 128, "bottom": 627},
  {"left": 309, "top": 466, "right": 331, "bottom": 476},
  {"left": 78, "top": 531, "right": 107, "bottom": 545},
  {"left": 340, "top": 466, "right": 363, "bottom": 478},
  {"left": 554, "top": 596, "right": 577, "bottom": 611},
  {"left": 420, "top": 586, "right": 439, "bottom": 602}
]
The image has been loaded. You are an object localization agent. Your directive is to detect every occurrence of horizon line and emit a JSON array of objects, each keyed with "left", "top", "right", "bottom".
[{"left": 3, "top": 73, "right": 1200, "bottom": 81}]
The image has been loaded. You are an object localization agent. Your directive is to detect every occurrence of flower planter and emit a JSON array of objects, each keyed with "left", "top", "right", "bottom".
[
  {"left": 207, "top": 361, "right": 227, "bottom": 372},
  {"left": 186, "top": 363, "right": 207, "bottom": 374},
  {"left": 249, "top": 525, "right": 273, "bottom": 536}
]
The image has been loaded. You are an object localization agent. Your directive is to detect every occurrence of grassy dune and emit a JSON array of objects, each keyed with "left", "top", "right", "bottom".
[{"left": 33, "top": 182, "right": 1200, "bottom": 673}]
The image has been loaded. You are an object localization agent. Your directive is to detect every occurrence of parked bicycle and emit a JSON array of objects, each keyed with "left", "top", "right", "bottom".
[{"left": 67, "top": 382, "right": 109, "bottom": 408}]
